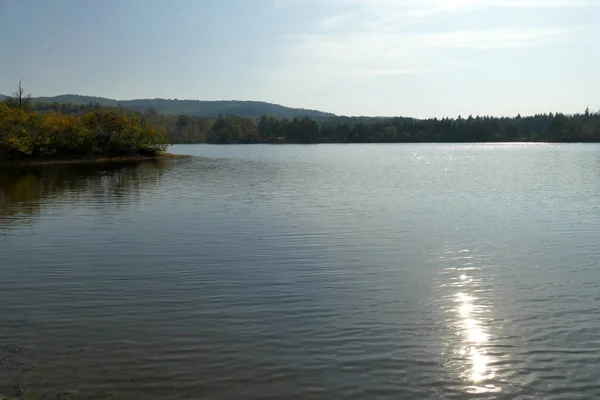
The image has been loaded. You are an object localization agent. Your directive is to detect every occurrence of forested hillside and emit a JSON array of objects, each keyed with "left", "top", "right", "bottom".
[{"left": 22, "top": 94, "right": 335, "bottom": 119}]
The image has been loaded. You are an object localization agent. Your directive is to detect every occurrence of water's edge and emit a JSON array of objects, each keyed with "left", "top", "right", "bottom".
[{"left": 0, "top": 153, "right": 190, "bottom": 168}]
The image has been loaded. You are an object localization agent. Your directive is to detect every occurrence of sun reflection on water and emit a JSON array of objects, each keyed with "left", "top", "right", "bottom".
[
  {"left": 456, "top": 291, "right": 493, "bottom": 384},
  {"left": 442, "top": 247, "right": 501, "bottom": 394}
]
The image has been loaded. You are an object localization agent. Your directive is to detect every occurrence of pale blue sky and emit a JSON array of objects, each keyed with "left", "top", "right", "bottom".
[{"left": 1, "top": 0, "right": 598, "bottom": 117}]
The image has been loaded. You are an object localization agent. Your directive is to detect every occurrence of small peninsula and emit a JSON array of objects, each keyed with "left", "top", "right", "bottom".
[{"left": 0, "top": 82, "right": 172, "bottom": 167}]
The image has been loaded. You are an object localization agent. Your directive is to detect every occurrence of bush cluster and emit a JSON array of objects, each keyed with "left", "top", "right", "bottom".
[{"left": 0, "top": 103, "right": 167, "bottom": 160}]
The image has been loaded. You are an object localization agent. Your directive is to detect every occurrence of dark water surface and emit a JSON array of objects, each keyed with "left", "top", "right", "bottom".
[{"left": 1, "top": 144, "right": 600, "bottom": 399}]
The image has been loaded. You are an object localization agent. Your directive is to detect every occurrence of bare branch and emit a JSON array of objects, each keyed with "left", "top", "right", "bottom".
[{"left": 5, "top": 79, "right": 32, "bottom": 110}]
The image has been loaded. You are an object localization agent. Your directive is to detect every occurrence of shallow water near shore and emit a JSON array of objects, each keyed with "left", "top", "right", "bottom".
[
  {"left": 1, "top": 143, "right": 600, "bottom": 399},
  {"left": 0, "top": 152, "right": 187, "bottom": 168}
]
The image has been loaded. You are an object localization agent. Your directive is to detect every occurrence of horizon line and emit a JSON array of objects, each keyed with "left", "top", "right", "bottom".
[{"left": 1, "top": 92, "right": 596, "bottom": 120}]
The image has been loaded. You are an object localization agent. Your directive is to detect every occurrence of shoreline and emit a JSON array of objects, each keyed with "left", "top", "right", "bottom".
[{"left": 0, "top": 153, "right": 190, "bottom": 168}]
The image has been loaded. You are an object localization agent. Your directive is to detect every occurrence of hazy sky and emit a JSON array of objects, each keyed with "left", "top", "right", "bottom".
[{"left": 1, "top": 0, "right": 599, "bottom": 117}]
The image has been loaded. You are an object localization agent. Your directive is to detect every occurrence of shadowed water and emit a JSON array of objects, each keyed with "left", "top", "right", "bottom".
[{"left": 1, "top": 144, "right": 600, "bottom": 399}]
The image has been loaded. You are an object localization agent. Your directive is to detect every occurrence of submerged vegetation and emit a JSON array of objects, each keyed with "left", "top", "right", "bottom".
[{"left": 0, "top": 82, "right": 167, "bottom": 162}]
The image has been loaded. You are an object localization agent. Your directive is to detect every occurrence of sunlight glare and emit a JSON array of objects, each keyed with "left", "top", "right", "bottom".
[
  {"left": 459, "top": 303, "right": 473, "bottom": 317},
  {"left": 470, "top": 348, "right": 492, "bottom": 382}
]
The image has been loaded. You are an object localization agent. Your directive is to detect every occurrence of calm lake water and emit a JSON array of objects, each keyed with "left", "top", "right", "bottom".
[{"left": 1, "top": 143, "right": 600, "bottom": 399}]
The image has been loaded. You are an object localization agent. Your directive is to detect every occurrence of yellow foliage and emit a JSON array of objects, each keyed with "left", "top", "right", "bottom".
[{"left": 0, "top": 105, "right": 167, "bottom": 159}]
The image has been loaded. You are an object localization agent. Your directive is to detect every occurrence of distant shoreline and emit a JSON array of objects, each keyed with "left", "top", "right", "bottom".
[{"left": 0, "top": 153, "right": 190, "bottom": 168}]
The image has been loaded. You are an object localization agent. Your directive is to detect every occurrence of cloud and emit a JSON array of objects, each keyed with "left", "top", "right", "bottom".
[
  {"left": 497, "top": 0, "right": 600, "bottom": 7},
  {"left": 320, "top": 0, "right": 485, "bottom": 31},
  {"left": 426, "top": 27, "right": 587, "bottom": 49},
  {"left": 291, "top": 26, "right": 586, "bottom": 59},
  {"left": 284, "top": 25, "right": 593, "bottom": 79},
  {"left": 264, "top": 0, "right": 600, "bottom": 118},
  {"left": 346, "top": 68, "right": 435, "bottom": 76},
  {"left": 319, "top": 14, "right": 353, "bottom": 29},
  {"left": 273, "top": 0, "right": 597, "bottom": 80},
  {"left": 309, "top": 0, "right": 600, "bottom": 29}
]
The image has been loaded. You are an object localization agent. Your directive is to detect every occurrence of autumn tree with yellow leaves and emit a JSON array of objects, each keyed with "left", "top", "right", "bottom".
[{"left": 0, "top": 83, "right": 167, "bottom": 160}]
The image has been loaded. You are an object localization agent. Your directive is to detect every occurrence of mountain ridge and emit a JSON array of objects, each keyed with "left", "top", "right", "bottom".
[{"left": 1, "top": 93, "right": 336, "bottom": 119}]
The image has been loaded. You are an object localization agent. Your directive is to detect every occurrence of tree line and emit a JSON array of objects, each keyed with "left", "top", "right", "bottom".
[
  {"left": 30, "top": 100, "right": 600, "bottom": 145},
  {"left": 1, "top": 83, "right": 167, "bottom": 160}
]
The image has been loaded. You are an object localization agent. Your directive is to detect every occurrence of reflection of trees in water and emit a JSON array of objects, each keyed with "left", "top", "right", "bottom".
[
  {"left": 0, "top": 160, "right": 169, "bottom": 228},
  {"left": 0, "top": 161, "right": 170, "bottom": 398}
]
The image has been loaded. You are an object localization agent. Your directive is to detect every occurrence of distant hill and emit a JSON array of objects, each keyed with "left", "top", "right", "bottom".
[{"left": 6, "top": 94, "right": 336, "bottom": 119}]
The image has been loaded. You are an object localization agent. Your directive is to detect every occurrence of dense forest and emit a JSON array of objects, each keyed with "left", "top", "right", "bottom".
[
  {"left": 31, "top": 100, "right": 600, "bottom": 145},
  {"left": 0, "top": 83, "right": 167, "bottom": 161}
]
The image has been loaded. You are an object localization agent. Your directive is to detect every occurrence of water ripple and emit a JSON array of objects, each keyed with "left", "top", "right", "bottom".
[{"left": 1, "top": 144, "right": 600, "bottom": 399}]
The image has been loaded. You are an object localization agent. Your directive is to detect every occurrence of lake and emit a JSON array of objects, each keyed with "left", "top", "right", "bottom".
[{"left": 1, "top": 143, "right": 600, "bottom": 399}]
